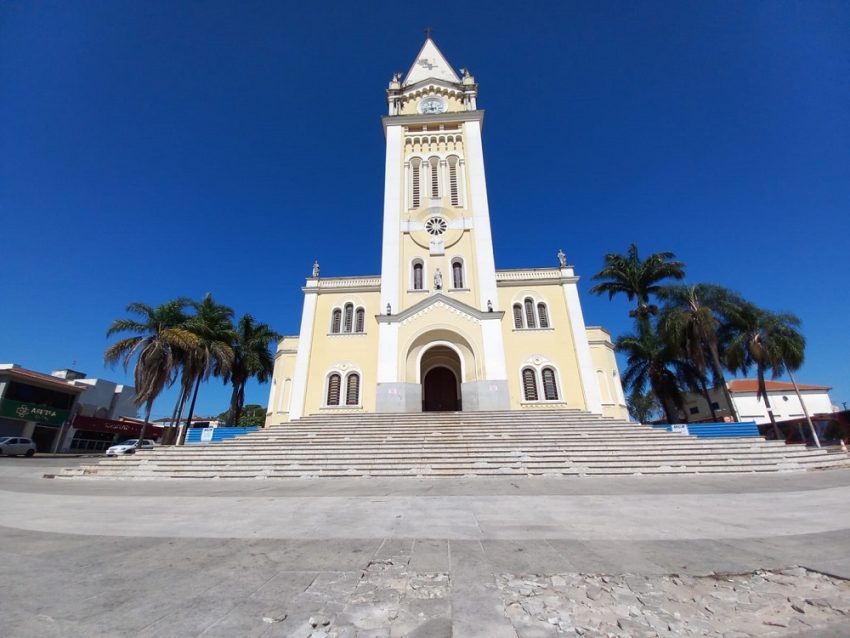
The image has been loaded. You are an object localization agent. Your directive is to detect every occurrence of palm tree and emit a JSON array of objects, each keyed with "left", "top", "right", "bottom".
[
  {"left": 626, "top": 388, "right": 662, "bottom": 424},
  {"left": 224, "top": 315, "right": 281, "bottom": 426},
  {"left": 721, "top": 302, "right": 805, "bottom": 439},
  {"left": 590, "top": 243, "right": 686, "bottom": 323},
  {"left": 104, "top": 300, "right": 197, "bottom": 445},
  {"left": 658, "top": 284, "right": 744, "bottom": 421},
  {"left": 177, "top": 294, "right": 237, "bottom": 445},
  {"left": 617, "top": 326, "right": 695, "bottom": 424}
]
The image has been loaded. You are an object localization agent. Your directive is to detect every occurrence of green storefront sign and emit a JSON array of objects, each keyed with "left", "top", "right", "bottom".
[{"left": 0, "top": 398, "right": 69, "bottom": 427}]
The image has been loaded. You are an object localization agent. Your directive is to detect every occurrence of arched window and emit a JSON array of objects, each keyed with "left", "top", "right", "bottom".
[
  {"left": 354, "top": 308, "right": 365, "bottom": 333},
  {"left": 346, "top": 373, "right": 360, "bottom": 406},
  {"left": 331, "top": 309, "right": 342, "bottom": 334},
  {"left": 524, "top": 298, "right": 536, "bottom": 329},
  {"left": 537, "top": 303, "right": 549, "bottom": 328},
  {"left": 452, "top": 260, "right": 464, "bottom": 289},
  {"left": 429, "top": 157, "right": 440, "bottom": 198},
  {"left": 522, "top": 368, "right": 538, "bottom": 401},
  {"left": 343, "top": 303, "right": 354, "bottom": 333},
  {"left": 413, "top": 261, "right": 424, "bottom": 290},
  {"left": 410, "top": 159, "right": 421, "bottom": 209},
  {"left": 513, "top": 304, "right": 523, "bottom": 329},
  {"left": 542, "top": 368, "right": 559, "bottom": 401},
  {"left": 448, "top": 156, "right": 460, "bottom": 206},
  {"left": 326, "top": 373, "right": 341, "bottom": 406}
]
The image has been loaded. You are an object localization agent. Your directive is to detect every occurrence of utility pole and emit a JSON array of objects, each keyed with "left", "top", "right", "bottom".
[{"left": 788, "top": 369, "right": 820, "bottom": 448}]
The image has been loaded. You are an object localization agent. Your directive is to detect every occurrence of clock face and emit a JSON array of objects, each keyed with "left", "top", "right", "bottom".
[{"left": 419, "top": 97, "right": 447, "bottom": 114}]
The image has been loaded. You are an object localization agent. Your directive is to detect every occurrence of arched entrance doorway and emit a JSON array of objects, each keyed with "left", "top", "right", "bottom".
[{"left": 420, "top": 345, "right": 462, "bottom": 412}]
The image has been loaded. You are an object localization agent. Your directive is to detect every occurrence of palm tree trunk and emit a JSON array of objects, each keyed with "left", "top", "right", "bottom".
[
  {"left": 757, "top": 367, "right": 783, "bottom": 440},
  {"left": 698, "top": 375, "right": 719, "bottom": 422},
  {"left": 234, "top": 380, "right": 246, "bottom": 426},
  {"left": 137, "top": 402, "right": 153, "bottom": 447},
  {"left": 164, "top": 387, "right": 188, "bottom": 445},
  {"left": 178, "top": 375, "right": 203, "bottom": 446},
  {"left": 708, "top": 344, "right": 738, "bottom": 421},
  {"left": 228, "top": 381, "right": 241, "bottom": 425}
]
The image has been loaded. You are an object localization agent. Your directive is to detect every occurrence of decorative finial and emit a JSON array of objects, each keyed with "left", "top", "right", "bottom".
[
  {"left": 386, "top": 303, "right": 392, "bottom": 316},
  {"left": 312, "top": 260, "right": 320, "bottom": 278},
  {"left": 487, "top": 300, "right": 493, "bottom": 312},
  {"left": 424, "top": 26, "right": 433, "bottom": 39}
]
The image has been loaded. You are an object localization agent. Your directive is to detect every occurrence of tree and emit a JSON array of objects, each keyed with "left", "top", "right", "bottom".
[
  {"left": 617, "top": 326, "right": 696, "bottom": 424},
  {"left": 238, "top": 404, "right": 266, "bottom": 427},
  {"left": 223, "top": 314, "right": 280, "bottom": 426},
  {"left": 177, "top": 294, "right": 237, "bottom": 445},
  {"left": 104, "top": 300, "right": 197, "bottom": 445},
  {"left": 590, "top": 243, "right": 686, "bottom": 323},
  {"left": 721, "top": 302, "right": 805, "bottom": 439},
  {"left": 626, "top": 388, "right": 662, "bottom": 424},
  {"left": 658, "top": 284, "right": 744, "bottom": 422}
]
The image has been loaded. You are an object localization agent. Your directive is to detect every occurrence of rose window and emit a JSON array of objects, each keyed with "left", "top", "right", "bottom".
[{"left": 425, "top": 217, "right": 447, "bottom": 236}]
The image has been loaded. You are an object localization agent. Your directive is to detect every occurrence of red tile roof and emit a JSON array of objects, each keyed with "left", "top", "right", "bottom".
[{"left": 728, "top": 379, "right": 831, "bottom": 393}]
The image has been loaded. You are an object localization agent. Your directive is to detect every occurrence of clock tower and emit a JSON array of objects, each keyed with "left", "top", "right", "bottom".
[{"left": 375, "top": 36, "right": 511, "bottom": 411}]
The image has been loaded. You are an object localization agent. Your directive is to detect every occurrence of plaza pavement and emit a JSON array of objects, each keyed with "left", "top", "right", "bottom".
[{"left": 1, "top": 457, "right": 849, "bottom": 637}]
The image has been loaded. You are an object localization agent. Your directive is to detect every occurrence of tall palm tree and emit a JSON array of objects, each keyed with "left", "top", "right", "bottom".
[
  {"left": 721, "top": 302, "right": 805, "bottom": 439},
  {"left": 590, "top": 243, "right": 686, "bottom": 324},
  {"left": 658, "top": 284, "right": 744, "bottom": 421},
  {"left": 626, "top": 388, "right": 662, "bottom": 424},
  {"left": 177, "top": 294, "right": 237, "bottom": 445},
  {"left": 104, "top": 300, "right": 197, "bottom": 445},
  {"left": 617, "top": 326, "right": 695, "bottom": 424},
  {"left": 224, "top": 315, "right": 281, "bottom": 426}
]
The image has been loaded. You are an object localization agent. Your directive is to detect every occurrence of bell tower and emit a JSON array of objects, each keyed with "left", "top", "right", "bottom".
[{"left": 376, "top": 36, "right": 509, "bottom": 411}]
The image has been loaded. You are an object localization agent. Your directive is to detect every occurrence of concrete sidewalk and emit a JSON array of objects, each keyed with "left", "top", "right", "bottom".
[{"left": 1, "top": 463, "right": 849, "bottom": 636}]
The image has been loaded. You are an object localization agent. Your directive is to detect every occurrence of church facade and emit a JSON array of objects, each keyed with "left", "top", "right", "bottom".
[{"left": 266, "top": 38, "right": 628, "bottom": 425}]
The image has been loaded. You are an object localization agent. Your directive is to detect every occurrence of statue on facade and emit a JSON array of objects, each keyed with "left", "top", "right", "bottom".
[
  {"left": 434, "top": 268, "right": 443, "bottom": 290},
  {"left": 312, "top": 260, "right": 320, "bottom": 278},
  {"left": 557, "top": 249, "right": 566, "bottom": 268}
]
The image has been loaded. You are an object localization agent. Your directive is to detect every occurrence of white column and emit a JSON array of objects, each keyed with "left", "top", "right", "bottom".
[
  {"left": 377, "top": 322, "right": 400, "bottom": 382},
  {"left": 288, "top": 286, "right": 319, "bottom": 420},
  {"left": 561, "top": 272, "right": 603, "bottom": 414},
  {"left": 480, "top": 320, "right": 507, "bottom": 380},
  {"left": 379, "top": 125, "right": 404, "bottom": 311},
  {"left": 462, "top": 120, "right": 499, "bottom": 310}
]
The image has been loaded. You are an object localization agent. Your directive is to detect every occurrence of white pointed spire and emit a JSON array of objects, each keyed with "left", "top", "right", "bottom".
[{"left": 403, "top": 37, "right": 461, "bottom": 86}]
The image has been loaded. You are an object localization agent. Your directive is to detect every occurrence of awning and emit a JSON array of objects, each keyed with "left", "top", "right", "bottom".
[{"left": 72, "top": 415, "right": 164, "bottom": 437}]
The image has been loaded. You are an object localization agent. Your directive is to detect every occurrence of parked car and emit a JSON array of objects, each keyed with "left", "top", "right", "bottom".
[
  {"left": 105, "top": 439, "right": 157, "bottom": 457},
  {"left": 0, "top": 437, "right": 37, "bottom": 457}
]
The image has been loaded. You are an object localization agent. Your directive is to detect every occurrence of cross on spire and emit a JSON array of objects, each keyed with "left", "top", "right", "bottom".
[{"left": 424, "top": 26, "right": 433, "bottom": 39}]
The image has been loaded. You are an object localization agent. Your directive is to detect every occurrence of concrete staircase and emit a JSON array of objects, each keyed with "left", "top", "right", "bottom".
[{"left": 57, "top": 410, "right": 850, "bottom": 479}]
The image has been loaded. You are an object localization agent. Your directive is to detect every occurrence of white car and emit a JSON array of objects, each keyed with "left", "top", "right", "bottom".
[
  {"left": 0, "top": 437, "right": 36, "bottom": 457},
  {"left": 105, "top": 439, "right": 157, "bottom": 456}
]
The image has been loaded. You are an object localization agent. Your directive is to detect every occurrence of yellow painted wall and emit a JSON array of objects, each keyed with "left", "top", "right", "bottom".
[
  {"left": 497, "top": 283, "right": 587, "bottom": 411},
  {"left": 265, "top": 337, "right": 299, "bottom": 426},
  {"left": 587, "top": 327, "right": 630, "bottom": 420}
]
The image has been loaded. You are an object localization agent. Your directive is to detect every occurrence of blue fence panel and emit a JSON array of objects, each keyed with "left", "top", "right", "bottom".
[
  {"left": 185, "top": 426, "right": 259, "bottom": 444},
  {"left": 652, "top": 422, "right": 760, "bottom": 438}
]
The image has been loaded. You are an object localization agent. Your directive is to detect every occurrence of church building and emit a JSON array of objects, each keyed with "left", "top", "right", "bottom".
[{"left": 266, "top": 37, "right": 628, "bottom": 424}]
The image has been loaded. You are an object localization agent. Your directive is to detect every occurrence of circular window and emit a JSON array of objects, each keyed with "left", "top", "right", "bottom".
[{"left": 425, "top": 217, "right": 447, "bottom": 236}]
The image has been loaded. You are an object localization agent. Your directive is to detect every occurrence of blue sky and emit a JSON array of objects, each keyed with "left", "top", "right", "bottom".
[{"left": 2, "top": 1, "right": 849, "bottom": 419}]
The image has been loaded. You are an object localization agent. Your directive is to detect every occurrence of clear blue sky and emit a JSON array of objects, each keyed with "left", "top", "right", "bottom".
[{"left": 2, "top": 1, "right": 849, "bottom": 419}]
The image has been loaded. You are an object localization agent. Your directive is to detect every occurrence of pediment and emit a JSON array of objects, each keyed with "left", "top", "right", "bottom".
[{"left": 377, "top": 293, "right": 504, "bottom": 325}]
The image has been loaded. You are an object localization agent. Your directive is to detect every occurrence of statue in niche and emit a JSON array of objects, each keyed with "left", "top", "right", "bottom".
[
  {"left": 557, "top": 249, "right": 567, "bottom": 268},
  {"left": 434, "top": 268, "right": 443, "bottom": 290},
  {"left": 312, "top": 260, "right": 320, "bottom": 278}
]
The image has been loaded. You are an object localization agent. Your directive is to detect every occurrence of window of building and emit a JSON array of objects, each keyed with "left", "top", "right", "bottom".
[
  {"left": 343, "top": 303, "right": 354, "bottom": 333},
  {"left": 452, "top": 259, "right": 464, "bottom": 289},
  {"left": 326, "top": 374, "right": 341, "bottom": 406},
  {"left": 689, "top": 406, "right": 700, "bottom": 415},
  {"left": 346, "top": 373, "right": 360, "bottom": 405},
  {"left": 524, "top": 298, "right": 536, "bottom": 329},
  {"left": 413, "top": 261, "right": 424, "bottom": 290},
  {"left": 542, "top": 368, "right": 559, "bottom": 401},
  {"left": 522, "top": 368, "right": 538, "bottom": 401},
  {"left": 331, "top": 309, "right": 342, "bottom": 334},
  {"left": 513, "top": 304, "right": 523, "bottom": 329},
  {"left": 429, "top": 157, "right": 440, "bottom": 198},
  {"left": 710, "top": 401, "right": 720, "bottom": 410},
  {"left": 411, "top": 159, "right": 421, "bottom": 209},
  {"left": 448, "top": 156, "right": 460, "bottom": 206},
  {"left": 537, "top": 303, "right": 549, "bottom": 328},
  {"left": 354, "top": 308, "right": 365, "bottom": 333}
]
